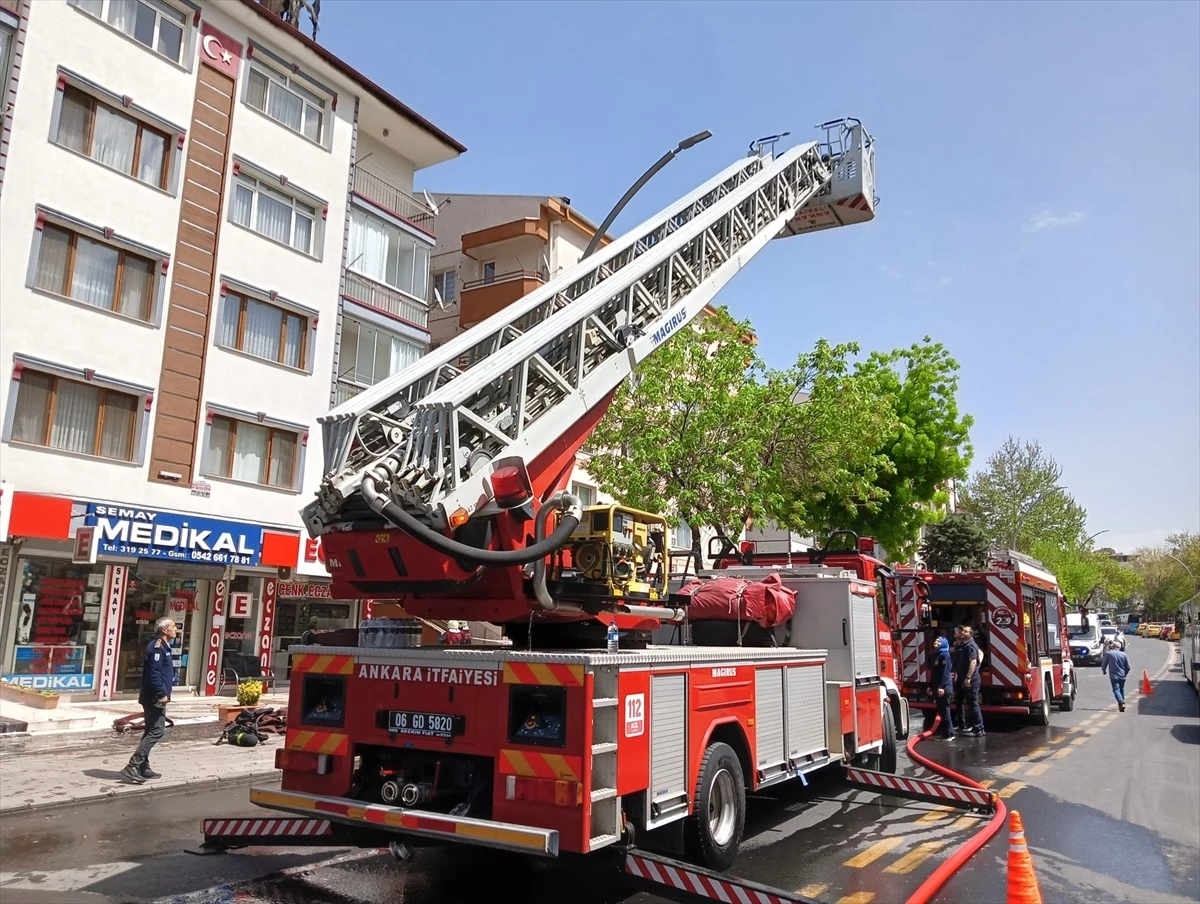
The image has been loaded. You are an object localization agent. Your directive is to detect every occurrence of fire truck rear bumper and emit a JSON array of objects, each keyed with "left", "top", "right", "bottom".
[
  {"left": 248, "top": 786, "right": 560, "bottom": 858},
  {"left": 909, "top": 700, "right": 1033, "bottom": 715}
]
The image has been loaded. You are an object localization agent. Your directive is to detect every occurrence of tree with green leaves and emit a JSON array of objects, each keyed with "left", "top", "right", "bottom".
[
  {"left": 802, "top": 338, "right": 974, "bottom": 558},
  {"left": 1132, "top": 532, "right": 1200, "bottom": 618},
  {"left": 958, "top": 437, "right": 1086, "bottom": 552},
  {"left": 584, "top": 308, "right": 894, "bottom": 566},
  {"left": 1031, "top": 539, "right": 1141, "bottom": 608},
  {"left": 920, "top": 514, "right": 989, "bottom": 572}
]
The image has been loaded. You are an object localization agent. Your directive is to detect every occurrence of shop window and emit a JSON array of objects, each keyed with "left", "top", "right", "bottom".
[
  {"left": 117, "top": 573, "right": 198, "bottom": 692},
  {"left": 222, "top": 575, "right": 261, "bottom": 664},
  {"left": 4, "top": 559, "right": 106, "bottom": 693}
]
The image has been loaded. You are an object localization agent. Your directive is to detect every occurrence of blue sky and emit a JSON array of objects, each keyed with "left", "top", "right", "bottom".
[{"left": 320, "top": 1, "right": 1199, "bottom": 554}]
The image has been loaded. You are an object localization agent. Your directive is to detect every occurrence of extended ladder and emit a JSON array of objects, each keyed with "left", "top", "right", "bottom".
[{"left": 305, "top": 120, "right": 874, "bottom": 533}]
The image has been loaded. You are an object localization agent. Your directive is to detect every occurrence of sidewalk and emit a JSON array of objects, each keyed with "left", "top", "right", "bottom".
[{"left": 0, "top": 694, "right": 290, "bottom": 814}]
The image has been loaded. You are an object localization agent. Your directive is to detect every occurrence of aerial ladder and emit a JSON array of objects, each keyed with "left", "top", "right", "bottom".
[{"left": 302, "top": 119, "right": 876, "bottom": 628}]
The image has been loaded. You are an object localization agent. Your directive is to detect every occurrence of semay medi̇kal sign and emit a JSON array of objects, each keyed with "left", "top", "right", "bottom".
[{"left": 85, "top": 504, "right": 263, "bottom": 567}]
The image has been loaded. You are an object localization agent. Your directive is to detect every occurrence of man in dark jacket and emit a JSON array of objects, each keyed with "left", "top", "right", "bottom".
[
  {"left": 955, "top": 626, "right": 985, "bottom": 737},
  {"left": 121, "top": 617, "right": 177, "bottom": 783},
  {"left": 931, "top": 635, "right": 956, "bottom": 739}
]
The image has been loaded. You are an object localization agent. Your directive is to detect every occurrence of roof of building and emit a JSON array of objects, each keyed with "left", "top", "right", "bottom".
[{"left": 236, "top": 0, "right": 466, "bottom": 156}]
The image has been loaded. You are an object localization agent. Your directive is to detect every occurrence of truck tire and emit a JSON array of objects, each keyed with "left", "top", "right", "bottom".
[
  {"left": 879, "top": 704, "right": 898, "bottom": 775},
  {"left": 1030, "top": 679, "right": 1052, "bottom": 726},
  {"left": 687, "top": 741, "right": 746, "bottom": 872},
  {"left": 1059, "top": 678, "right": 1076, "bottom": 712}
]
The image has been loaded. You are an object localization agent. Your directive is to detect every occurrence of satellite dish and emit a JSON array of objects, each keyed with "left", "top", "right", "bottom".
[
  {"left": 541, "top": 253, "right": 551, "bottom": 277},
  {"left": 432, "top": 286, "right": 447, "bottom": 311},
  {"left": 422, "top": 190, "right": 440, "bottom": 217}
]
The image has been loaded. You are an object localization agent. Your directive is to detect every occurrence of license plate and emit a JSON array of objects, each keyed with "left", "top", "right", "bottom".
[{"left": 386, "top": 710, "right": 464, "bottom": 739}]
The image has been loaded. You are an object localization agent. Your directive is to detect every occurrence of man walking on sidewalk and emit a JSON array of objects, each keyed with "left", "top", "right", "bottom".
[
  {"left": 1102, "top": 639, "right": 1131, "bottom": 712},
  {"left": 121, "top": 617, "right": 177, "bottom": 783}
]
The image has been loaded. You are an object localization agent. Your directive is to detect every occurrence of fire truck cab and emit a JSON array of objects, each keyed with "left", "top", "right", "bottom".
[{"left": 895, "top": 550, "right": 1075, "bottom": 724}]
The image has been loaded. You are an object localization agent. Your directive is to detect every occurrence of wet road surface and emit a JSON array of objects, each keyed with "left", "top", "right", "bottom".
[{"left": 1, "top": 637, "right": 1195, "bottom": 904}]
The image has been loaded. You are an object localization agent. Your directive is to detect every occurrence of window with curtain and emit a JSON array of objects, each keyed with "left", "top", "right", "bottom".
[
  {"left": 216, "top": 290, "right": 308, "bottom": 369},
  {"left": 245, "top": 61, "right": 326, "bottom": 143},
  {"left": 347, "top": 208, "right": 431, "bottom": 300},
  {"left": 34, "top": 223, "right": 155, "bottom": 321},
  {"left": 206, "top": 415, "right": 298, "bottom": 489},
  {"left": 11, "top": 370, "right": 138, "bottom": 461},
  {"left": 54, "top": 85, "right": 170, "bottom": 189},
  {"left": 230, "top": 173, "right": 317, "bottom": 255},
  {"left": 70, "top": 0, "right": 186, "bottom": 64},
  {"left": 336, "top": 316, "right": 422, "bottom": 391}
]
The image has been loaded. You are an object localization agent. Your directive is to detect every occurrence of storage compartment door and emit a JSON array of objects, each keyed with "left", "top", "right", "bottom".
[
  {"left": 786, "top": 663, "right": 827, "bottom": 762},
  {"left": 755, "top": 667, "right": 787, "bottom": 782},
  {"left": 647, "top": 673, "right": 688, "bottom": 827},
  {"left": 851, "top": 595, "right": 880, "bottom": 680}
]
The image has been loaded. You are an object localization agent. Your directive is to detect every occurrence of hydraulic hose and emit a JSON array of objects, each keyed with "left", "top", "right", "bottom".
[
  {"left": 532, "top": 492, "right": 581, "bottom": 611},
  {"left": 361, "top": 473, "right": 582, "bottom": 567},
  {"left": 901, "top": 714, "right": 1008, "bottom": 904}
]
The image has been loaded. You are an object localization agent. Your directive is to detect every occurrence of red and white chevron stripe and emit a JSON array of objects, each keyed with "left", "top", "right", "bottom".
[
  {"left": 844, "top": 767, "right": 994, "bottom": 809},
  {"left": 984, "top": 575, "right": 1025, "bottom": 687},
  {"left": 897, "top": 578, "right": 927, "bottom": 684},
  {"left": 202, "top": 818, "right": 332, "bottom": 839},
  {"left": 835, "top": 194, "right": 872, "bottom": 211},
  {"left": 624, "top": 853, "right": 805, "bottom": 904}
]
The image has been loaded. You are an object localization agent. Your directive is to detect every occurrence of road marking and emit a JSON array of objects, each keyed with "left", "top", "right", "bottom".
[
  {"left": 797, "top": 883, "right": 828, "bottom": 898},
  {"left": 885, "top": 840, "right": 949, "bottom": 875},
  {"left": 917, "top": 809, "right": 950, "bottom": 823},
  {"left": 951, "top": 815, "right": 979, "bottom": 829},
  {"left": 1052, "top": 746, "right": 1074, "bottom": 758},
  {"left": 980, "top": 779, "right": 996, "bottom": 788},
  {"left": 998, "top": 761, "right": 1025, "bottom": 775},
  {"left": 844, "top": 837, "right": 903, "bottom": 868},
  {"left": 835, "top": 894, "right": 876, "bottom": 904},
  {"left": 998, "top": 781, "right": 1026, "bottom": 799},
  {"left": 1026, "top": 763, "right": 1051, "bottom": 777},
  {"left": 1068, "top": 735, "right": 1089, "bottom": 746},
  {"left": 1026, "top": 746, "right": 1050, "bottom": 759}
]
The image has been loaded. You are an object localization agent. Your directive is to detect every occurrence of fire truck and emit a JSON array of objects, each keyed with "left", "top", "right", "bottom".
[
  {"left": 893, "top": 549, "right": 1076, "bottom": 724},
  {"left": 205, "top": 120, "right": 905, "bottom": 875}
]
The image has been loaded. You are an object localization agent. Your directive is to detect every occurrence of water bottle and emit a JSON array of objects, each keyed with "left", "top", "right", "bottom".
[{"left": 606, "top": 621, "right": 619, "bottom": 654}]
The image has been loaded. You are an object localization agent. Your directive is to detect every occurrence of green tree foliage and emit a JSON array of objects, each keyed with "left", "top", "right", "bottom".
[
  {"left": 958, "top": 437, "right": 1086, "bottom": 552},
  {"left": 585, "top": 309, "right": 893, "bottom": 559},
  {"left": 920, "top": 514, "right": 989, "bottom": 572},
  {"left": 802, "top": 338, "right": 974, "bottom": 558},
  {"left": 1032, "top": 540, "right": 1141, "bottom": 607},
  {"left": 1132, "top": 532, "right": 1200, "bottom": 618}
]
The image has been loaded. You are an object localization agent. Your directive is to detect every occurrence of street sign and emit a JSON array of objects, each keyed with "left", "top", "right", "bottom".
[{"left": 73, "top": 526, "right": 97, "bottom": 565}]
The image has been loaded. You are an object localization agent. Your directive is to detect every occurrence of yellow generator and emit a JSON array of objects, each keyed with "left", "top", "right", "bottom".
[{"left": 550, "top": 504, "right": 669, "bottom": 604}]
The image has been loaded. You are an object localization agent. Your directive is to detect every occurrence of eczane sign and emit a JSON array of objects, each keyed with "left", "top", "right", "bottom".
[{"left": 86, "top": 504, "right": 262, "bottom": 566}]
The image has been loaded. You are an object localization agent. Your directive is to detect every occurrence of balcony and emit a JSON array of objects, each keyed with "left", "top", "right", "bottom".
[
  {"left": 459, "top": 269, "right": 546, "bottom": 328},
  {"left": 343, "top": 269, "right": 429, "bottom": 330},
  {"left": 352, "top": 167, "right": 435, "bottom": 237},
  {"left": 335, "top": 380, "right": 364, "bottom": 406}
]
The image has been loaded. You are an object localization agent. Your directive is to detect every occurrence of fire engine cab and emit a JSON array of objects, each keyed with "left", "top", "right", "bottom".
[{"left": 211, "top": 120, "right": 894, "bottom": 873}]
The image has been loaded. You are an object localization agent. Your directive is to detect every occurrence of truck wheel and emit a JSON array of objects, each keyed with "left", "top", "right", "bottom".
[
  {"left": 1030, "top": 680, "right": 1052, "bottom": 726},
  {"left": 1059, "top": 679, "right": 1076, "bottom": 712},
  {"left": 687, "top": 741, "right": 746, "bottom": 872},
  {"left": 879, "top": 704, "right": 898, "bottom": 775}
]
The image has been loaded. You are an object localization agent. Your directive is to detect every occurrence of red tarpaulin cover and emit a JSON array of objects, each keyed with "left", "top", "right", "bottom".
[{"left": 676, "top": 573, "right": 797, "bottom": 628}]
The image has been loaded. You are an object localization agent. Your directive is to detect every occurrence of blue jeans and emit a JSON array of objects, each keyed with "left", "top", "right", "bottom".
[{"left": 1111, "top": 677, "right": 1126, "bottom": 704}]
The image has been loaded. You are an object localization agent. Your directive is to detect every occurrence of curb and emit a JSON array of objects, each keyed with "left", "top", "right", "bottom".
[
  {"left": 0, "top": 717, "right": 224, "bottom": 754},
  {"left": 0, "top": 769, "right": 281, "bottom": 816}
]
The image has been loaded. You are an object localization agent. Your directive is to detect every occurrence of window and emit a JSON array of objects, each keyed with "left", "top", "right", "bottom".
[
  {"left": 54, "top": 85, "right": 170, "bottom": 189},
  {"left": 672, "top": 521, "right": 693, "bottom": 551},
  {"left": 217, "top": 290, "right": 308, "bottom": 369},
  {"left": 246, "top": 61, "right": 326, "bottom": 143},
  {"left": 0, "top": 26, "right": 13, "bottom": 127},
  {"left": 230, "top": 173, "right": 317, "bottom": 255},
  {"left": 432, "top": 270, "right": 457, "bottom": 304},
  {"left": 348, "top": 208, "right": 429, "bottom": 300},
  {"left": 337, "top": 316, "right": 422, "bottom": 390},
  {"left": 71, "top": 0, "right": 187, "bottom": 65},
  {"left": 482, "top": 261, "right": 496, "bottom": 285},
  {"left": 11, "top": 370, "right": 138, "bottom": 461},
  {"left": 571, "top": 482, "right": 597, "bottom": 507},
  {"left": 34, "top": 223, "right": 156, "bottom": 321},
  {"left": 206, "top": 414, "right": 298, "bottom": 489}
]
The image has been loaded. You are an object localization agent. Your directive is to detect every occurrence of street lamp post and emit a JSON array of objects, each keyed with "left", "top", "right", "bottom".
[{"left": 581, "top": 130, "right": 713, "bottom": 262}]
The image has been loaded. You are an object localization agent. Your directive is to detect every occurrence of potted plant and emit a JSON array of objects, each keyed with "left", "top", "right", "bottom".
[
  {"left": 219, "top": 679, "right": 264, "bottom": 722},
  {"left": 0, "top": 679, "right": 62, "bottom": 710}
]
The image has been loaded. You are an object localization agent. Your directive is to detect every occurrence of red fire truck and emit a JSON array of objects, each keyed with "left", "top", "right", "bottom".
[
  {"left": 203, "top": 121, "right": 899, "bottom": 874},
  {"left": 893, "top": 550, "right": 1076, "bottom": 724}
]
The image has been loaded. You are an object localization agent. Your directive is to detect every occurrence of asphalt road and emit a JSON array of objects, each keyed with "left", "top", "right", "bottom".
[{"left": 1, "top": 638, "right": 1195, "bottom": 904}]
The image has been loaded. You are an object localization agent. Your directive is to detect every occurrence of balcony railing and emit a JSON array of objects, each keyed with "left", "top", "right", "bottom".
[
  {"left": 463, "top": 268, "right": 547, "bottom": 290},
  {"left": 343, "top": 269, "right": 428, "bottom": 329},
  {"left": 352, "top": 167, "right": 436, "bottom": 237},
  {"left": 335, "top": 380, "right": 365, "bottom": 406}
]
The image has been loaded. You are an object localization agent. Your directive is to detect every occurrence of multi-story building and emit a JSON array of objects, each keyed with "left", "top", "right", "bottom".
[{"left": 0, "top": 0, "right": 463, "bottom": 699}]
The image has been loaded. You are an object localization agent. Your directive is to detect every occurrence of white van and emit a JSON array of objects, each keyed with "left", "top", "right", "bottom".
[{"left": 1066, "top": 612, "right": 1104, "bottom": 665}]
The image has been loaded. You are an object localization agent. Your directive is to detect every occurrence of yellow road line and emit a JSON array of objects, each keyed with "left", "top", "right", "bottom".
[
  {"left": 951, "top": 815, "right": 979, "bottom": 829},
  {"left": 885, "top": 840, "right": 949, "bottom": 875},
  {"left": 1068, "top": 735, "right": 1089, "bottom": 746},
  {"left": 797, "top": 884, "right": 828, "bottom": 899},
  {"left": 1051, "top": 747, "right": 1074, "bottom": 758},
  {"left": 917, "top": 810, "right": 950, "bottom": 823},
  {"left": 997, "top": 761, "right": 1025, "bottom": 776},
  {"left": 844, "top": 837, "right": 904, "bottom": 868},
  {"left": 1026, "top": 747, "right": 1050, "bottom": 759},
  {"left": 999, "top": 781, "right": 1026, "bottom": 799},
  {"left": 980, "top": 779, "right": 996, "bottom": 788},
  {"left": 1026, "top": 763, "right": 1051, "bottom": 777},
  {"left": 835, "top": 894, "right": 876, "bottom": 904}
]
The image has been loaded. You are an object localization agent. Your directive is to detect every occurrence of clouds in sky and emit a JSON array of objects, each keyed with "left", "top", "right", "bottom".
[{"left": 1024, "top": 210, "right": 1086, "bottom": 233}]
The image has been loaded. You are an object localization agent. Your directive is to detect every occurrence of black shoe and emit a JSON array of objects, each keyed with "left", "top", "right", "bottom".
[
  {"left": 140, "top": 765, "right": 162, "bottom": 779},
  {"left": 938, "top": 733, "right": 956, "bottom": 740},
  {"left": 120, "top": 764, "right": 147, "bottom": 784},
  {"left": 971, "top": 728, "right": 986, "bottom": 737},
  {"left": 1118, "top": 702, "right": 1125, "bottom": 712}
]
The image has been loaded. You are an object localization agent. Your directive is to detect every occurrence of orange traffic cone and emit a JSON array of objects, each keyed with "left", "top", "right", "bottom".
[
  {"left": 1141, "top": 669, "right": 1154, "bottom": 695},
  {"left": 1007, "top": 810, "right": 1044, "bottom": 904}
]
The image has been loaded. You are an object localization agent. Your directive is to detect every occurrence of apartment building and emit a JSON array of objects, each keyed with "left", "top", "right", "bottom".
[{"left": 0, "top": 0, "right": 463, "bottom": 699}]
